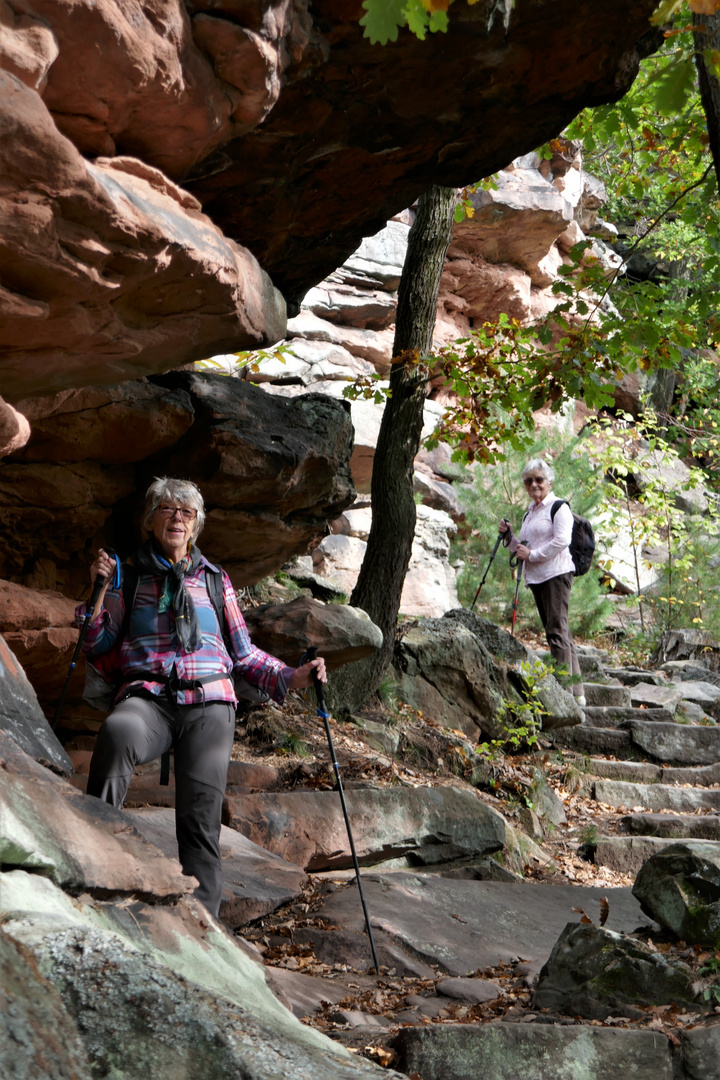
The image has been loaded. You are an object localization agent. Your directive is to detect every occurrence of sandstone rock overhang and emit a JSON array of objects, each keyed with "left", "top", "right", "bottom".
[
  {"left": 184, "top": 0, "right": 662, "bottom": 308},
  {"left": 0, "top": 0, "right": 661, "bottom": 402}
]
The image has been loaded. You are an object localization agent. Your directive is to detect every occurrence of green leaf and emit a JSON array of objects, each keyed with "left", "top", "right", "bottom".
[
  {"left": 359, "top": 0, "right": 406, "bottom": 43},
  {"left": 404, "top": 0, "right": 430, "bottom": 39},
  {"left": 652, "top": 56, "right": 697, "bottom": 117}
]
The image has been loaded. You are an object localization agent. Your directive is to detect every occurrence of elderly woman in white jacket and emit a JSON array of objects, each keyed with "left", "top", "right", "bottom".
[{"left": 499, "top": 457, "right": 585, "bottom": 707}]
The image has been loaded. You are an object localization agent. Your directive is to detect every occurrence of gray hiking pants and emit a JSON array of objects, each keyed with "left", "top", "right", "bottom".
[
  {"left": 528, "top": 572, "right": 583, "bottom": 697},
  {"left": 87, "top": 693, "right": 235, "bottom": 918}
]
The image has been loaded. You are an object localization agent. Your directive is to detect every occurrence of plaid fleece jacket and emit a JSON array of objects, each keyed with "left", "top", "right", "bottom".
[{"left": 78, "top": 557, "right": 293, "bottom": 706}]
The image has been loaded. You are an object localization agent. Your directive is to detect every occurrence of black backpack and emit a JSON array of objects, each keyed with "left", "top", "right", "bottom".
[{"left": 550, "top": 500, "right": 595, "bottom": 577}]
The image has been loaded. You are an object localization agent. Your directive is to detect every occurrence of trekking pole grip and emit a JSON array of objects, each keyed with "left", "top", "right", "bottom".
[{"left": 305, "top": 645, "right": 327, "bottom": 711}]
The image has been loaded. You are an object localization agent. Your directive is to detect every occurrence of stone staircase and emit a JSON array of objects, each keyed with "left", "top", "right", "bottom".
[{"left": 550, "top": 650, "right": 720, "bottom": 877}]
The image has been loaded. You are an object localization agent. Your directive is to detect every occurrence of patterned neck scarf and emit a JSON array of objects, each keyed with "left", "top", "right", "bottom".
[{"left": 134, "top": 540, "right": 204, "bottom": 653}]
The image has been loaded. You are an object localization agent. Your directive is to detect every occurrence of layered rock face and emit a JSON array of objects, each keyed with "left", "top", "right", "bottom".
[{"left": 2, "top": 373, "right": 355, "bottom": 596}]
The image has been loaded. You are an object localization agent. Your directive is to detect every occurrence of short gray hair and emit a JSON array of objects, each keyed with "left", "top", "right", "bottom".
[
  {"left": 141, "top": 477, "right": 205, "bottom": 543},
  {"left": 521, "top": 457, "right": 555, "bottom": 483}
]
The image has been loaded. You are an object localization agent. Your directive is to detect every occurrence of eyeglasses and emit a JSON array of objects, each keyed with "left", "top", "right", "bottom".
[
  {"left": 157, "top": 505, "right": 197, "bottom": 521},
  {"left": 523, "top": 476, "right": 548, "bottom": 486}
]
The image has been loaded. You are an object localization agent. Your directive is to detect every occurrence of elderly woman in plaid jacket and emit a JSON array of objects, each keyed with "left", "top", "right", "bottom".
[{"left": 79, "top": 477, "right": 325, "bottom": 918}]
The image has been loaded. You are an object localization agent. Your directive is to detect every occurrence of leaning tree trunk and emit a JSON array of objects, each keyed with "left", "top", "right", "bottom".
[
  {"left": 331, "top": 185, "right": 457, "bottom": 713},
  {"left": 695, "top": 11, "right": 720, "bottom": 192}
]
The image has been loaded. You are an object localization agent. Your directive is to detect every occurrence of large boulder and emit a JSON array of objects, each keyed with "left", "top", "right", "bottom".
[
  {"left": 533, "top": 921, "right": 702, "bottom": 1019},
  {"left": 223, "top": 785, "right": 506, "bottom": 871},
  {"left": 633, "top": 842, "right": 720, "bottom": 945},
  {"left": 394, "top": 610, "right": 582, "bottom": 741},
  {"left": 1, "top": 872, "right": 384, "bottom": 1080},
  {"left": 241, "top": 594, "right": 382, "bottom": 670}
]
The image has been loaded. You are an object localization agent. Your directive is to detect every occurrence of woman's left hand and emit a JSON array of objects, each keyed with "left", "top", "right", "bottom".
[
  {"left": 514, "top": 544, "right": 531, "bottom": 562},
  {"left": 289, "top": 656, "right": 327, "bottom": 689}
]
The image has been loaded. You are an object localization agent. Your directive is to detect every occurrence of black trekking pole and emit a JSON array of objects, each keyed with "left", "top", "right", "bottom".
[
  {"left": 303, "top": 646, "right": 380, "bottom": 975},
  {"left": 470, "top": 519, "right": 511, "bottom": 612},
  {"left": 52, "top": 551, "right": 117, "bottom": 731}
]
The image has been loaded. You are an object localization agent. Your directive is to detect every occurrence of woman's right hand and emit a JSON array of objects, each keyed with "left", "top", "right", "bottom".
[
  {"left": 90, "top": 548, "right": 116, "bottom": 586},
  {"left": 498, "top": 518, "right": 511, "bottom": 536}
]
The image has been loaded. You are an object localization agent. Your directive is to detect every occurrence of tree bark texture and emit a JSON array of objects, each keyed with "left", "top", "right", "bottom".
[
  {"left": 331, "top": 186, "right": 457, "bottom": 712},
  {"left": 695, "top": 12, "right": 720, "bottom": 194}
]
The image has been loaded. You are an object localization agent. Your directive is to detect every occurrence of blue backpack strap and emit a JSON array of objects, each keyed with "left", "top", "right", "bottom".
[{"left": 204, "top": 564, "right": 228, "bottom": 644}]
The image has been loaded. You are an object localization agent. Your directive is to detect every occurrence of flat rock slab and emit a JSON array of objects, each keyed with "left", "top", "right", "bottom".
[
  {"left": 623, "top": 813, "right": 720, "bottom": 840},
  {"left": 313, "top": 873, "right": 651, "bottom": 977},
  {"left": 623, "top": 721, "right": 720, "bottom": 765},
  {"left": 0, "top": 633, "right": 71, "bottom": 773},
  {"left": 594, "top": 779, "right": 720, "bottom": 813},
  {"left": 223, "top": 786, "right": 505, "bottom": 871},
  {"left": 0, "top": 732, "right": 190, "bottom": 899},
  {"left": 265, "top": 967, "right": 349, "bottom": 1019},
  {"left": 594, "top": 836, "right": 720, "bottom": 874},
  {"left": 126, "top": 808, "right": 308, "bottom": 928},
  {"left": 392, "top": 1022, "right": 673, "bottom": 1080}
]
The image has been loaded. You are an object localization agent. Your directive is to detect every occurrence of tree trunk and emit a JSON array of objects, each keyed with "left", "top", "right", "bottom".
[
  {"left": 695, "top": 12, "right": 720, "bottom": 193},
  {"left": 331, "top": 185, "right": 457, "bottom": 712}
]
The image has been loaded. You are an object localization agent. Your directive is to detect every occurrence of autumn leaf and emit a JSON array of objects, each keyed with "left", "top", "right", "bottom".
[
  {"left": 572, "top": 906, "right": 593, "bottom": 924},
  {"left": 689, "top": 0, "right": 720, "bottom": 13},
  {"left": 599, "top": 897, "right": 610, "bottom": 927}
]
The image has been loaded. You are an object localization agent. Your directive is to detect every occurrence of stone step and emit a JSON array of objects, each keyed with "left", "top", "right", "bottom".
[
  {"left": 622, "top": 813, "right": 720, "bottom": 841},
  {"left": 582, "top": 706, "right": 676, "bottom": 727},
  {"left": 593, "top": 835, "right": 720, "bottom": 875},
  {"left": 593, "top": 778, "right": 720, "bottom": 814},
  {"left": 582, "top": 683, "right": 632, "bottom": 708},
  {"left": 550, "top": 726, "right": 635, "bottom": 758},
  {"left": 602, "top": 668, "right": 667, "bottom": 687},
  {"left": 623, "top": 719, "right": 720, "bottom": 765},
  {"left": 629, "top": 683, "right": 682, "bottom": 711},
  {"left": 585, "top": 757, "right": 720, "bottom": 787}
]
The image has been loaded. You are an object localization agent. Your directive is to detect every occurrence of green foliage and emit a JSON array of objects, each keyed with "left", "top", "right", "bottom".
[
  {"left": 455, "top": 431, "right": 613, "bottom": 638},
  {"left": 277, "top": 730, "right": 310, "bottom": 757},
  {"left": 699, "top": 950, "right": 720, "bottom": 1006},
  {"left": 196, "top": 345, "right": 289, "bottom": 378},
  {"left": 476, "top": 659, "right": 549, "bottom": 760},
  {"left": 359, "top": 0, "right": 481, "bottom": 44},
  {"left": 589, "top": 410, "right": 720, "bottom": 637}
]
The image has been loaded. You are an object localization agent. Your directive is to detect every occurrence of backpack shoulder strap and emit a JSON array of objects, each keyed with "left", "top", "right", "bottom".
[
  {"left": 120, "top": 562, "right": 139, "bottom": 639},
  {"left": 205, "top": 565, "right": 228, "bottom": 644},
  {"left": 550, "top": 499, "right": 568, "bottom": 521}
]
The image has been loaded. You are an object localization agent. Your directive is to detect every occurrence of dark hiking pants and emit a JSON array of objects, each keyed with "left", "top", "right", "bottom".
[
  {"left": 528, "top": 572, "right": 582, "bottom": 696},
  {"left": 87, "top": 693, "right": 235, "bottom": 918}
]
